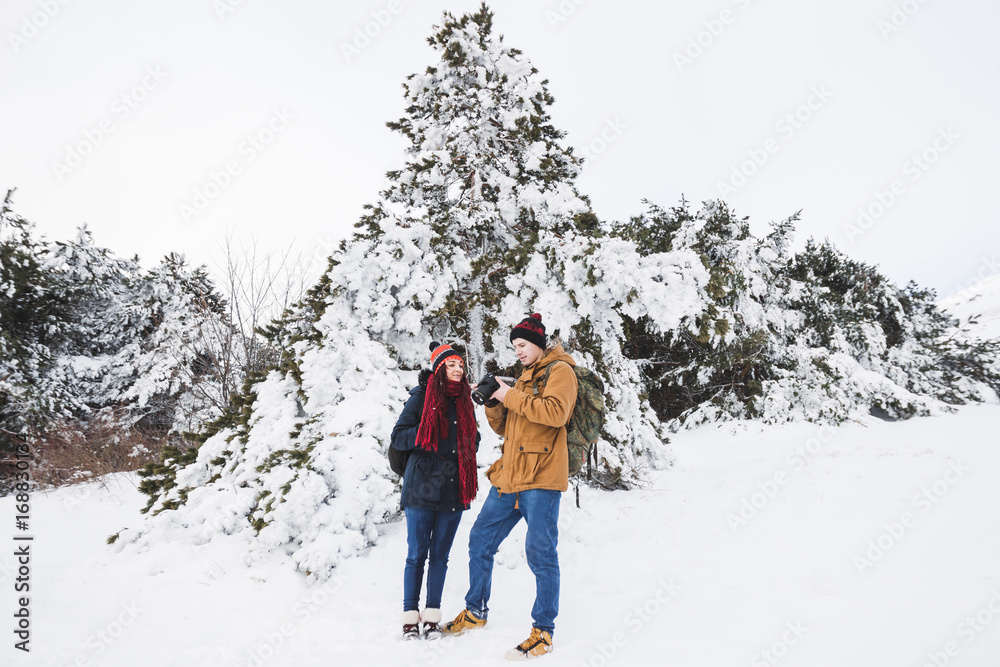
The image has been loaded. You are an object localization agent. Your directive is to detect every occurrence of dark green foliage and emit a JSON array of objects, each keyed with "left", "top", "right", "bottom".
[
  {"left": 1, "top": 189, "right": 234, "bottom": 484},
  {"left": 614, "top": 197, "right": 999, "bottom": 426},
  {"left": 1, "top": 190, "right": 71, "bottom": 442},
  {"left": 788, "top": 239, "right": 902, "bottom": 351},
  {"left": 137, "top": 444, "right": 198, "bottom": 514},
  {"left": 614, "top": 199, "right": 784, "bottom": 422}
]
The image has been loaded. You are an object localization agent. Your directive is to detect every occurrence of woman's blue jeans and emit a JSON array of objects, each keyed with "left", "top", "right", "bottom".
[
  {"left": 403, "top": 507, "right": 464, "bottom": 611},
  {"left": 464, "top": 487, "right": 561, "bottom": 634}
]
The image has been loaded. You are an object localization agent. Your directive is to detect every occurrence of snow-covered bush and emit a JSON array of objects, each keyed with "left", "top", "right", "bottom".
[
  {"left": 0, "top": 190, "right": 232, "bottom": 488},
  {"left": 614, "top": 198, "right": 1000, "bottom": 429}
]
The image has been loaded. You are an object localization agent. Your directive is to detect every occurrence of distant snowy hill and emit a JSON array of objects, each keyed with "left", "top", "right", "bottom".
[{"left": 938, "top": 274, "right": 1000, "bottom": 341}]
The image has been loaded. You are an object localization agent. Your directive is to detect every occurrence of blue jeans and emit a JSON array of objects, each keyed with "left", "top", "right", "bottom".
[
  {"left": 403, "top": 507, "right": 464, "bottom": 611},
  {"left": 465, "top": 487, "right": 561, "bottom": 634}
]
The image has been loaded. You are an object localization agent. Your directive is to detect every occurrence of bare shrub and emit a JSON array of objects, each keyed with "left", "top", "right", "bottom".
[{"left": 27, "top": 408, "right": 180, "bottom": 489}]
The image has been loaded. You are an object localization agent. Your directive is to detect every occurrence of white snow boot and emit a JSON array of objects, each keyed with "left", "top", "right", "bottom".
[
  {"left": 421, "top": 608, "right": 443, "bottom": 640},
  {"left": 402, "top": 610, "right": 421, "bottom": 640}
]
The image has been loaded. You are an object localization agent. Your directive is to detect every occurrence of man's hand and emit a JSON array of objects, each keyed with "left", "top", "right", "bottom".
[{"left": 491, "top": 377, "right": 511, "bottom": 403}]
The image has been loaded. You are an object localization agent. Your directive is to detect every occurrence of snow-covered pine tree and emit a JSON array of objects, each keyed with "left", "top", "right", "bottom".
[
  {"left": 614, "top": 198, "right": 802, "bottom": 426},
  {"left": 784, "top": 239, "right": 1000, "bottom": 417},
  {"left": 35, "top": 230, "right": 230, "bottom": 439},
  {"left": 0, "top": 189, "right": 76, "bottom": 451},
  {"left": 371, "top": 3, "right": 707, "bottom": 478},
  {"left": 0, "top": 195, "right": 132, "bottom": 454},
  {"left": 122, "top": 4, "right": 709, "bottom": 579},
  {"left": 615, "top": 198, "right": 1000, "bottom": 429},
  {"left": 42, "top": 225, "right": 139, "bottom": 406},
  {"left": 0, "top": 190, "right": 231, "bottom": 488},
  {"left": 102, "top": 252, "right": 230, "bottom": 435}
]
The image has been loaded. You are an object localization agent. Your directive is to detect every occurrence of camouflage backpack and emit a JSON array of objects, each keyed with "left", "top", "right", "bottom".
[{"left": 532, "top": 360, "right": 606, "bottom": 476}]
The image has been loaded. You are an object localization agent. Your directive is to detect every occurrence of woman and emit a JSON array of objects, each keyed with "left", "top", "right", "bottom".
[{"left": 390, "top": 341, "right": 479, "bottom": 640}]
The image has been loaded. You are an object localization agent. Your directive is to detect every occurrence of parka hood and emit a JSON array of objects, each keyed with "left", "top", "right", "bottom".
[
  {"left": 411, "top": 368, "right": 433, "bottom": 395},
  {"left": 526, "top": 343, "right": 576, "bottom": 373}
]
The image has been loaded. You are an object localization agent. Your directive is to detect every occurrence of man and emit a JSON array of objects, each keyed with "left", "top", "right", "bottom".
[{"left": 443, "top": 313, "right": 578, "bottom": 660}]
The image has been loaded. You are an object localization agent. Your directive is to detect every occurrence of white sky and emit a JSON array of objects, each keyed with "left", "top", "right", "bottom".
[{"left": 1, "top": 0, "right": 998, "bottom": 299}]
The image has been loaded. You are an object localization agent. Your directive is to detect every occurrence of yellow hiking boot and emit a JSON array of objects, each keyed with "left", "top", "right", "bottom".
[
  {"left": 442, "top": 608, "right": 486, "bottom": 636},
  {"left": 505, "top": 627, "right": 553, "bottom": 660}
]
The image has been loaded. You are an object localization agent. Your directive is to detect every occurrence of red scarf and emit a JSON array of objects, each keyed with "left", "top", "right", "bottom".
[{"left": 415, "top": 371, "right": 478, "bottom": 506}]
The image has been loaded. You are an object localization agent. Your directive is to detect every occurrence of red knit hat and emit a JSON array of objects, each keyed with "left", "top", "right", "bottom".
[
  {"left": 510, "top": 313, "right": 546, "bottom": 349},
  {"left": 429, "top": 341, "right": 463, "bottom": 374}
]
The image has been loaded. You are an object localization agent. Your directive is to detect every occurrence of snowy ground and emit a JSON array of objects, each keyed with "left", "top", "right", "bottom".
[{"left": 5, "top": 401, "right": 1000, "bottom": 667}]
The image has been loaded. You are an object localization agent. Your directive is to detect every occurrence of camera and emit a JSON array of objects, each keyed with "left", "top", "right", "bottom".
[{"left": 471, "top": 374, "right": 514, "bottom": 406}]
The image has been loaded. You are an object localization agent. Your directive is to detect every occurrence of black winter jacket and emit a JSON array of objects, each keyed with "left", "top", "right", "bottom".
[{"left": 390, "top": 370, "right": 480, "bottom": 512}]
